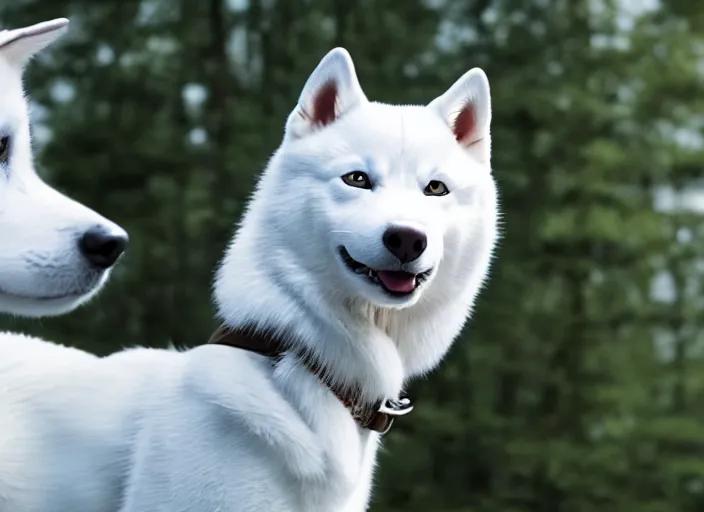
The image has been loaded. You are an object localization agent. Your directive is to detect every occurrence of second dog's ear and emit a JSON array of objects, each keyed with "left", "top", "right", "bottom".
[
  {"left": 0, "top": 18, "right": 69, "bottom": 69},
  {"left": 285, "top": 47, "right": 368, "bottom": 140}
]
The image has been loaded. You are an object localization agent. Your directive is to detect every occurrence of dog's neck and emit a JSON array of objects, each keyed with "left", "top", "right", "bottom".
[
  {"left": 215, "top": 235, "right": 410, "bottom": 404},
  {"left": 207, "top": 323, "right": 409, "bottom": 432}
]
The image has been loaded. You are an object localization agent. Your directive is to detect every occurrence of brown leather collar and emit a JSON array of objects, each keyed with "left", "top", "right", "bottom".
[{"left": 207, "top": 324, "right": 413, "bottom": 434}]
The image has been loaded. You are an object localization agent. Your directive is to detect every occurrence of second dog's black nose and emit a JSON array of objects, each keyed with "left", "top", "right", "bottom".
[
  {"left": 79, "top": 228, "right": 128, "bottom": 269},
  {"left": 382, "top": 226, "right": 427, "bottom": 264}
]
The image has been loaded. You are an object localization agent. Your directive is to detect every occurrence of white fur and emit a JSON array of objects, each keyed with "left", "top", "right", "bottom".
[
  {"left": 0, "top": 18, "right": 127, "bottom": 318},
  {"left": 0, "top": 48, "right": 499, "bottom": 511}
]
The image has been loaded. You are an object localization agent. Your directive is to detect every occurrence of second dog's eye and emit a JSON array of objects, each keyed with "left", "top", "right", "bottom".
[
  {"left": 0, "top": 136, "right": 10, "bottom": 164},
  {"left": 341, "top": 171, "right": 373, "bottom": 190},
  {"left": 424, "top": 180, "right": 449, "bottom": 196}
]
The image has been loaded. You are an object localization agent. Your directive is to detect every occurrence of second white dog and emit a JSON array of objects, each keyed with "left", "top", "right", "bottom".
[
  {"left": 0, "top": 18, "right": 127, "bottom": 318},
  {"left": 0, "top": 18, "right": 128, "bottom": 511}
]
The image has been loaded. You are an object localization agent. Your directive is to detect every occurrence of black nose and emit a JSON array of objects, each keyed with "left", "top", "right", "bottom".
[
  {"left": 79, "top": 228, "right": 128, "bottom": 269},
  {"left": 382, "top": 226, "right": 427, "bottom": 264}
]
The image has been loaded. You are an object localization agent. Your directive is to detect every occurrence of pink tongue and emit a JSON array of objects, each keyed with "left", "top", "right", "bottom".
[{"left": 377, "top": 271, "right": 417, "bottom": 293}]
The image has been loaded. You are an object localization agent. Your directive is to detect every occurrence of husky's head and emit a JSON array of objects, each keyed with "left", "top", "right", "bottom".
[
  {"left": 233, "top": 48, "right": 495, "bottom": 305},
  {"left": 216, "top": 48, "right": 498, "bottom": 388},
  {"left": 0, "top": 18, "right": 128, "bottom": 318}
]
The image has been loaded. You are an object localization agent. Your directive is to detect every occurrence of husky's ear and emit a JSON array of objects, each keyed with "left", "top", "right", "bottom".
[
  {"left": 428, "top": 68, "right": 492, "bottom": 164},
  {"left": 285, "top": 47, "right": 368, "bottom": 140},
  {"left": 0, "top": 18, "right": 69, "bottom": 69}
]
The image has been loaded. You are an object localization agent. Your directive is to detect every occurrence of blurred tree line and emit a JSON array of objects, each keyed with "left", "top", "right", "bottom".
[{"left": 2, "top": 0, "right": 704, "bottom": 510}]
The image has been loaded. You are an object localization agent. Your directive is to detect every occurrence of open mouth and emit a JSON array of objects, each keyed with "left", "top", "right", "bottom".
[{"left": 338, "top": 247, "right": 432, "bottom": 297}]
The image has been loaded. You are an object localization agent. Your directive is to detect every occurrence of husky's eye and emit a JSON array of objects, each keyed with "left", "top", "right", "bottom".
[
  {"left": 341, "top": 171, "right": 373, "bottom": 190},
  {"left": 424, "top": 180, "right": 449, "bottom": 196},
  {"left": 0, "top": 136, "right": 9, "bottom": 164}
]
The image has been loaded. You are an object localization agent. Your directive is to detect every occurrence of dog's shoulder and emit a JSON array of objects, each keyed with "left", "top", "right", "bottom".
[
  {"left": 178, "top": 345, "right": 328, "bottom": 480},
  {"left": 179, "top": 344, "right": 272, "bottom": 404}
]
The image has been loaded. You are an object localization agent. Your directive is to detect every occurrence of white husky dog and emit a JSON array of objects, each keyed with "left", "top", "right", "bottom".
[
  {"left": 0, "top": 48, "right": 497, "bottom": 512},
  {"left": 0, "top": 18, "right": 127, "bottom": 318}
]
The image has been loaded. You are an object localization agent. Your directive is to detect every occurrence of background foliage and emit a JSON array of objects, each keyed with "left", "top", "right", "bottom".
[{"left": 3, "top": 0, "right": 704, "bottom": 510}]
